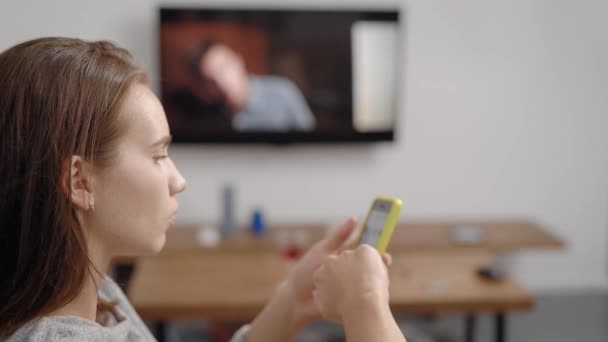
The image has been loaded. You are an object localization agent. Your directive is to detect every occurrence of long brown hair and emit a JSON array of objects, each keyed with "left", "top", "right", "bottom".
[{"left": 0, "top": 37, "right": 147, "bottom": 337}]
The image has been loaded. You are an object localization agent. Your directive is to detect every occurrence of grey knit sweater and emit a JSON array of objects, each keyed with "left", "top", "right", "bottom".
[{"left": 6, "top": 277, "right": 248, "bottom": 342}]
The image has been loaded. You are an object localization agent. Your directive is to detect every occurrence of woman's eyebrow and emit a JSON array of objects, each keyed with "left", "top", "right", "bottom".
[{"left": 150, "top": 135, "right": 172, "bottom": 147}]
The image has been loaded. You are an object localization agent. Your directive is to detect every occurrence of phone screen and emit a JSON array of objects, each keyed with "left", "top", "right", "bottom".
[{"left": 359, "top": 200, "right": 392, "bottom": 247}]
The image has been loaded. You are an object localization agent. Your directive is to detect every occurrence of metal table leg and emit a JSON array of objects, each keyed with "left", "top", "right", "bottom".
[
  {"left": 465, "top": 314, "right": 477, "bottom": 342},
  {"left": 154, "top": 322, "right": 166, "bottom": 342},
  {"left": 495, "top": 313, "right": 506, "bottom": 342}
]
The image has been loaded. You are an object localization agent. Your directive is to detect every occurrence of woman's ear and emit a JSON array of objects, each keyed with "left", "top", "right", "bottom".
[{"left": 62, "top": 155, "right": 94, "bottom": 212}]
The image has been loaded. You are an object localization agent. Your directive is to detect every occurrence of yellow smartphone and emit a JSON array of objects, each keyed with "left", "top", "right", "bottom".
[{"left": 356, "top": 196, "right": 402, "bottom": 253}]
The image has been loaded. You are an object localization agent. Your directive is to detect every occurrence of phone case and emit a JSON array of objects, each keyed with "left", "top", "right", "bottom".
[{"left": 356, "top": 196, "right": 402, "bottom": 253}]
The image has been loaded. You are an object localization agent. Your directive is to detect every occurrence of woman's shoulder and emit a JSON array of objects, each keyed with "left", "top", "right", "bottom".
[
  {"left": 6, "top": 316, "right": 105, "bottom": 342},
  {"left": 6, "top": 277, "right": 144, "bottom": 342}
]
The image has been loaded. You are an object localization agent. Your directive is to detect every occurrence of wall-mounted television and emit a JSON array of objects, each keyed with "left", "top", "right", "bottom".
[{"left": 159, "top": 7, "right": 401, "bottom": 143}]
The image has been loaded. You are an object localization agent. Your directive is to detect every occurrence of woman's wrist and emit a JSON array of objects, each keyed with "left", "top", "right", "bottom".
[
  {"left": 279, "top": 279, "right": 316, "bottom": 328},
  {"left": 342, "top": 291, "right": 391, "bottom": 325},
  {"left": 245, "top": 280, "right": 305, "bottom": 342},
  {"left": 341, "top": 292, "right": 405, "bottom": 342},
  {"left": 277, "top": 281, "right": 303, "bottom": 328}
]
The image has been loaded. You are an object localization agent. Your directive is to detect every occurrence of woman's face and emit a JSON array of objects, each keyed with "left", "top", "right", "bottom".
[{"left": 89, "top": 83, "right": 186, "bottom": 257}]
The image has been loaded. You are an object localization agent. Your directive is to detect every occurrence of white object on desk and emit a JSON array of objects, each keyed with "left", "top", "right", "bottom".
[
  {"left": 196, "top": 226, "right": 221, "bottom": 247},
  {"left": 449, "top": 225, "right": 485, "bottom": 244}
]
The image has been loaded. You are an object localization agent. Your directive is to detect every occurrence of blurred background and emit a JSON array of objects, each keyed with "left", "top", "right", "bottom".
[{"left": 1, "top": 0, "right": 607, "bottom": 341}]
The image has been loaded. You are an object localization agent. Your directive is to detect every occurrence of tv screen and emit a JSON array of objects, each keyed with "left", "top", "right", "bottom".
[{"left": 159, "top": 7, "right": 401, "bottom": 143}]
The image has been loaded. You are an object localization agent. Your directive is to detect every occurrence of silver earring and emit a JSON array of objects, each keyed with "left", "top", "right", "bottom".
[{"left": 88, "top": 198, "right": 95, "bottom": 211}]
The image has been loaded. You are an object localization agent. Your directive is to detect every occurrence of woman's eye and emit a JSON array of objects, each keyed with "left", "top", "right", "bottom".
[{"left": 153, "top": 155, "right": 169, "bottom": 163}]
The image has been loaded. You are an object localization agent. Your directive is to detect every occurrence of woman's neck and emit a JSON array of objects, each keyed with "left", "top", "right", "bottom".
[{"left": 47, "top": 239, "right": 111, "bottom": 322}]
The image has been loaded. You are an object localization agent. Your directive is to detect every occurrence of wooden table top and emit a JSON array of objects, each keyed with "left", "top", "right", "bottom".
[
  {"left": 128, "top": 251, "right": 533, "bottom": 321},
  {"left": 151, "top": 219, "right": 563, "bottom": 256},
  {"left": 388, "top": 252, "right": 532, "bottom": 315}
]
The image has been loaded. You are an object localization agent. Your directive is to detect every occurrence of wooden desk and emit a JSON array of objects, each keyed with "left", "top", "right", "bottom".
[
  {"left": 128, "top": 251, "right": 531, "bottom": 320},
  {"left": 388, "top": 252, "right": 532, "bottom": 315},
  {"left": 128, "top": 251, "right": 530, "bottom": 342},
  {"left": 128, "top": 252, "right": 287, "bottom": 321},
  {"left": 155, "top": 219, "right": 563, "bottom": 255}
]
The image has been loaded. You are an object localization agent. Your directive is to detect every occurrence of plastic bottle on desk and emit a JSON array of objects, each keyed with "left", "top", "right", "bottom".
[
  {"left": 250, "top": 208, "right": 265, "bottom": 237},
  {"left": 220, "top": 184, "right": 236, "bottom": 238}
]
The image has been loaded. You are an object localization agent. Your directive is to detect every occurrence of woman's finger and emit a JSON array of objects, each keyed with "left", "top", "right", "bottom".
[
  {"left": 323, "top": 217, "right": 358, "bottom": 251},
  {"left": 381, "top": 253, "right": 393, "bottom": 267}
]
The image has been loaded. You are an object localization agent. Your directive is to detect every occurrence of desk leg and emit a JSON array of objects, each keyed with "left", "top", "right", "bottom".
[
  {"left": 154, "top": 322, "right": 166, "bottom": 342},
  {"left": 495, "top": 313, "right": 506, "bottom": 342},
  {"left": 464, "top": 314, "right": 477, "bottom": 342}
]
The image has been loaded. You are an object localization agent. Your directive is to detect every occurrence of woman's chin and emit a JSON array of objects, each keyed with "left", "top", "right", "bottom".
[
  {"left": 131, "top": 233, "right": 167, "bottom": 256},
  {"left": 150, "top": 232, "right": 167, "bottom": 254}
]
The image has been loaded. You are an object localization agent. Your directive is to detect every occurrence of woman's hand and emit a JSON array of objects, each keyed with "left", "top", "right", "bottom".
[
  {"left": 246, "top": 218, "right": 394, "bottom": 342},
  {"left": 282, "top": 217, "right": 359, "bottom": 324},
  {"left": 312, "top": 244, "right": 391, "bottom": 323},
  {"left": 246, "top": 218, "right": 359, "bottom": 341},
  {"left": 283, "top": 218, "right": 393, "bottom": 325}
]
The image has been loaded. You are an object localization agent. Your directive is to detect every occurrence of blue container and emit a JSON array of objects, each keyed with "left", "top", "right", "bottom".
[{"left": 250, "top": 209, "right": 265, "bottom": 236}]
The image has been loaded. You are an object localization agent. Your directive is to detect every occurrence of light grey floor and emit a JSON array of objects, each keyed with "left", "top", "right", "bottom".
[{"left": 161, "top": 291, "right": 608, "bottom": 342}]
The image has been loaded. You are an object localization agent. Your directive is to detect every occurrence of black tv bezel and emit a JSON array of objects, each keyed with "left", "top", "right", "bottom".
[{"left": 159, "top": 7, "right": 401, "bottom": 145}]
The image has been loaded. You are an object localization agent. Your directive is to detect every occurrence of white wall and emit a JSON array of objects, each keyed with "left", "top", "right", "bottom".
[{"left": 1, "top": 0, "right": 607, "bottom": 292}]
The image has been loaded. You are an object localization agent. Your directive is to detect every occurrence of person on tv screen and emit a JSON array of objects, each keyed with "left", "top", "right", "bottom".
[{"left": 186, "top": 41, "right": 316, "bottom": 132}]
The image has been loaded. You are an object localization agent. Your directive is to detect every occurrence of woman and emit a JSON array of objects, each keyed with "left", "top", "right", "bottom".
[{"left": 0, "top": 37, "right": 402, "bottom": 341}]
